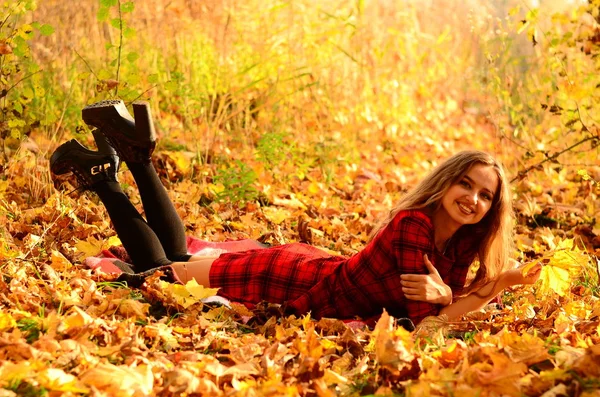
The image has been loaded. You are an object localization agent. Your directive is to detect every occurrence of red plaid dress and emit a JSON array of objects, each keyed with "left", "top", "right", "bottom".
[{"left": 209, "top": 209, "right": 477, "bottom": 324}]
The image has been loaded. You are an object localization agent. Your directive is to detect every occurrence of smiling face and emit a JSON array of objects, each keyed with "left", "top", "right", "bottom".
[{"left": 438, "top": 164, "right": 499, "bottom": 231}]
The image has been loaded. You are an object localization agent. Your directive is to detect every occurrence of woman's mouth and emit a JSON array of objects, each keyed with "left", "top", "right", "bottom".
[{"left": 457, "top": 202, "right": 474, "bottom": 215}]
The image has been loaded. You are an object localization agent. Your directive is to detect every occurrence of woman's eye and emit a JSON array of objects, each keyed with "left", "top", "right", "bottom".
[
  {"left": 459, "top": 180, "right": 470, "bottom": 188},
  {"left": 481, "top": 193, "right": 492, "bottom": 201}
]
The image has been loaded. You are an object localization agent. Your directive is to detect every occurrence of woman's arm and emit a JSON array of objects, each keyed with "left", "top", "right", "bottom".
[
  {"left": 439, "top": 262, "right": 542, "bottom": 320},
  {"left": 400, "top": 254, "right": 453, "bottom": 306}
]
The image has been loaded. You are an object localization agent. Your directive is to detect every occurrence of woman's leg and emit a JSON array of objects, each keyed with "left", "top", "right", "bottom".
[
  {"left": 170, "top": 256, "right": 218, "bottom": 286},
  {"left": 93, "top": 180, "right": 173, "bottom": 271},
  {"left": 82, "top": 100, "right": 191, "bottom": 263},
  {"left": 126, "top": 162, "right": 191, "bottom": 262}
]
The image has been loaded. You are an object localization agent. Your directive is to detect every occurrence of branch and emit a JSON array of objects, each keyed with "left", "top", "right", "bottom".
[
  {"left": 115, "top": 0, "right": 123, "bottom": 97},
  {"left": 512, "top": 101, "right": 598, "bottom": 183},
  {"left": 2, "top": 70, "right": 42, "bottom": 97},
  {"left": 72, "top": 47, "right": 99, "bottom": 80},
  {"left": 511, "top": 133, "right": 599, "bottom": 183}
]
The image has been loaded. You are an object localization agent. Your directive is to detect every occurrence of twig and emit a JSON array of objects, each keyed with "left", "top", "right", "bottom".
[
  {"left": 512, "top": 100, "right": 598, "bottom": 183},
  {"left": 2, "top": 70, "right": 42, "bottom": 97},
  {"left": 511, "top": 134, "right": 598, "bottom": 183},
  {"left": 72, "top": 47, "right": 99, "bottom": 80},
  {"left": 129, "top": 83, "right": 159, "bottom": 104},
  {"left": 115, "top": 0, "right": 123, "bottom": 97}
]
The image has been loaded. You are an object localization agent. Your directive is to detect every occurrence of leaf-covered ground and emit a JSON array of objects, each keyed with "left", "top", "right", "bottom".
[
  {"left": 2, "top": 0, "right": 600, "bottom": 395},
  {"left": 1, "top": 125, "right": 599, "bottom": 396}
]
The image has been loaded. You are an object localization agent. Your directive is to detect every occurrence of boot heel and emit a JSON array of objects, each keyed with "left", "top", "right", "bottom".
[
  {"left": 132, "top": 101, "right": 156, "bottom": 143},
  {"left": 82, "top": 99, "right": 156, "bottom": 163},
  {"left": 92, "top": 130, "right": 115, "bottom": 155},
  {"left": 82, "top": 99, "right": 134, "bottom": 125}
]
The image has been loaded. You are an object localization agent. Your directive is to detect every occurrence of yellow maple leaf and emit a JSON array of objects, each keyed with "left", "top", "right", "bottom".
[
  {"left": 0, "top": 312, "right": 16, "bottom": 332},
  {"left": 117, "top": 298, "right": 150, "bottom": 320},
  {"left": 539, "top": 265, "right": 571, "bottom": 297},
  {"left": 0, "top": 361, "right": 35, "bottom": 384},
  {"left": 159, "top": 279, "right": 219, "bottom": 308},
  {"left": 63, "top": 306, "right": 94, "bottom": 330},
  {"left": 372, "top": 311, "right": 414, "bottom": 369},
  {"left": 263, "top": 206, "right": 289, "bottom": 225},
  {"left": 50, "top": 250, "right": 72, "bottom": 271},
  {"left": 37, "top": 368, "right": 89, "bottom": 393},
  {"left": 0, "top": 236, "right": 16, "bottom": 260},
  {"left": 74, "top": 236, "right": 103, "bottom": 257},
  {"left": 185, "top": 279, "right": 219, "bottom": 300},
  {"left": 463, "top": 349, "right": 527, "bottom": 396},
  {"left": 106, "top": 235, "right": 122, "bottom": 248},
  {"left": 522, "top": 238, "right": 588, "bottom": 297},
  {"left": 165, "top": 150, "right": 193, "bottom": 174},
  {"left": 80, "top": 364, "right": 153, "bottom": 395},
  {"left": 161, "top": 282, "right": 198, "bottom": 308}
]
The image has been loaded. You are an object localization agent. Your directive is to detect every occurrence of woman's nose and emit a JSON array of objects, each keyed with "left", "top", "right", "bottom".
[{"left": 466, "top": 193, "right": 478, "bottom": 204}]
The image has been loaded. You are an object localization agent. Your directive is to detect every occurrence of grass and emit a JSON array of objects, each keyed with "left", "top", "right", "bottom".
[{"left": 2, "top": 0, "right": 595, "bottom": 191}]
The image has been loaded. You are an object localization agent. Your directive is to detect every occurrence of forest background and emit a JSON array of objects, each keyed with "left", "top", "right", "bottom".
[{"left": 1, "top": 0, "right": 600, "bottom": 395}]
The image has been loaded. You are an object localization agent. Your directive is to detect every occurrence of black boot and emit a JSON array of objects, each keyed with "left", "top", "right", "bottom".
[
  {"left": 82, "top": 99, "right": 156, "bottom": 163},
  {"left": 50, "top": 130, "right": 120, "bottom": 189}
]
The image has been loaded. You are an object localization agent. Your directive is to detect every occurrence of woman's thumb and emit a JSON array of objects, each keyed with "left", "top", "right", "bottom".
[{"left": 424, "top": 254, "right": 440, "bottom": 275}]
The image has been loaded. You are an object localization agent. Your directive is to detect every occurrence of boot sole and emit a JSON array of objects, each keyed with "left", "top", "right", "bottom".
[{"left": 82, "top": 101, "right": 156, "bottom": 162}]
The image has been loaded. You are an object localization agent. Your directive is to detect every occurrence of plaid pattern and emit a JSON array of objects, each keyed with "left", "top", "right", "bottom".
[{"left": 210, "top": 209, "right": 475, "bottom": 324}]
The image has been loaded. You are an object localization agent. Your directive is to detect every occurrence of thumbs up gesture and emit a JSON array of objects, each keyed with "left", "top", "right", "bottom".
[{"left": 400, "top": 254, "right": 453, "bottom": 306}]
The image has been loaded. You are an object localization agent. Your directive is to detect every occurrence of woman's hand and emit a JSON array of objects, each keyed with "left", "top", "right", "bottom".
[
  {"left": 400, "top": 254, "right": 453, "bottom": 306},
  {"left": 505, "top": 262, "right": 542, "bottom": 286}
]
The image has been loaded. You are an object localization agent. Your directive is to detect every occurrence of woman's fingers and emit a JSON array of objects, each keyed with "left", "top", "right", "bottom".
[
  {"left": 400, "top": 280, "right": 423, "bottom": 289},
  {"left": 402, "top": 286, "right": 420, "bottom": 293},
  {"left": 403, "top": 291, "right": 423, "bottom": 300},
  {"left": 400, "top": 274, "right": 427, "bottom": 282}
]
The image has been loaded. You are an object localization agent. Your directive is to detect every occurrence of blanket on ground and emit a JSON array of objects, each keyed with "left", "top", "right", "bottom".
[{"left": 85, "top": 236, "right": 267, "bottom": 274}]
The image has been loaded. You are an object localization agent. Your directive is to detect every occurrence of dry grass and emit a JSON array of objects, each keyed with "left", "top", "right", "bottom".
[{"left": 2, "top": 0, "right": 596, "bottom": 203}]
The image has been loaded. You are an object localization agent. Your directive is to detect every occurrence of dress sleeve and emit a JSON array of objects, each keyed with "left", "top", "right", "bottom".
[
  {"left": 447, "top": 236, "right": 478, "bottom": 297},
  {"left": 392, "top": 215, "right": 441, "bottom": 325}
]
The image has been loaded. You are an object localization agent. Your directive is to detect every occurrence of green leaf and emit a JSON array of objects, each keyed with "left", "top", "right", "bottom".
[
  {"left": 19, "top": 24, "right": 35, "bottom": 39},
  {"left": 122, "top": 89, "right": 140, "bottom": 101},
  {"left": 100, "top": 0, "right": 118, "bottom": 6},
  {"left": 13, "top": 101, "right": 23, "bottom": 115},
  {"left": 105, "top": 43, "right": 114, "bottom": 50},
  {"left": 22, "top": 87, "right": 34, "bottom": 99},
  {"left": 24, "top": 1, "right": 36, "bottom": 11},
  {"left": 126, "top": 52, "right": 139, "bottom": 63},
  {"left": 34, "top": 85, "right": 45, "bottom": 97},
  {"left": 13, "top": 37, "right": 28, "bottom": 57},
  {"left": 148, "top": 74, "right": 159, "bottom": 84},
  {"left": 110, "top": 18, "right": 122, "bottom": 29},
  {"left": 123, "top": 27, "right": 136, "bottom": 39},
  {"left": 27, "top": 62, "right": 40, "bottom": 73},
  {"left": 97, "top": 6, "right": 110, "bottom": 22},
  {"left": 164, "top": 81, "right": 178, "bottom": 91},
  {"left": 98, "top": 69, "right": 112, "bottom": 80},
  {"left": 128, "top": 74, "right": 141, "bottom": 85},
  {"left": 526, "top": 9, "right": 539, "bottom": 21},
  {"left": 39, "top": 24, "right": 55, "bottom": 36},
  {"left": 121, "top": 2, "right": 134, "bottom": 13}
]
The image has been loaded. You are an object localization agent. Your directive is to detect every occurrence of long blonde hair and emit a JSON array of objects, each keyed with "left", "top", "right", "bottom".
[{"left": 369, "top": 150, "right": 514, "bottom": 293}]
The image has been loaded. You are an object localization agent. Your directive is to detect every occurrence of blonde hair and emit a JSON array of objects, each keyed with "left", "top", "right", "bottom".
[{"left": 369, "top": 150, "right": 514, "bottom": 293}]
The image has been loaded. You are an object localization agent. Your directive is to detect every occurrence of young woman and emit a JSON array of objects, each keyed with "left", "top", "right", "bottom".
[{"left": 50, "top": 100, "right": 541, "bottom": 325}]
